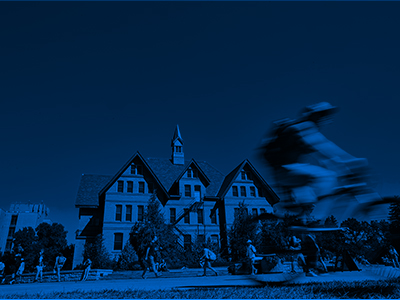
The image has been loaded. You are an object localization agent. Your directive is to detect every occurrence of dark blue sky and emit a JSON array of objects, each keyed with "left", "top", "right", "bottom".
[{"left": 1, "top": 2, "right": 399, "bottom": 243}]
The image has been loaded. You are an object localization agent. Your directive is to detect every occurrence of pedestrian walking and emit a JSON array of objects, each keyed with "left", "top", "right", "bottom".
[
  {"left": 142, "top": 236, "right": 160, "bottom": 279},
  {"left": 34, "top": 249, "right": 45, "bottom": 282},
  {"left": 389, "top": 245, "right": 400, "bottom": 268},
  {"left": 80, "top": 258, "right": 92, "bottom": 281},
  {"left": 54, "top": 253, "right": 67, "bottom": 282},
  {"left": 200, "top": 244, "right": 218, "bottom": 276},
  {"left": 288, "top": 236, "right": 302, "bottom": 273},
  {"left": 246, "top": 240, "right": 258, "bottom": 275},
  {"left": 0, "top": 261, "right": 5, "bottom": 284},
  {"left": 16, "top": 258, "right": 25, "bottom": 282}
]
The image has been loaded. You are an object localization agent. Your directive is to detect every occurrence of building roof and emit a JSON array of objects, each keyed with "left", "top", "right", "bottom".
[
  {"left": 145, "top": 157, "right": 225, "bottom": 197},
  {"left": 217, "top": 159, "right": 280, "bottom": 205},
  {"left": 75, "top": 156, "right": 226, "bottom": 207},
  {"left": 75, "top": 174, "right": 113, "bottom": 207}
]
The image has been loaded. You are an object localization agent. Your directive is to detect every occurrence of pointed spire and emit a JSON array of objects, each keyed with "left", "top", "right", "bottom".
[
  {"left": 171, "top": 124, "right": 183, "bottom": 145},
  {"left": 171, "top": 125, "right": 184, "bottom": 165}
]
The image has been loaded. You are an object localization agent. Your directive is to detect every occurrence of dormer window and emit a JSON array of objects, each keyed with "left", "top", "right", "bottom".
[
  {"left": 130, "top": 164, "right": 143, "bottom": 175},
  {"left": 241, "top": 170, "right": 251, "bottom": 181}
]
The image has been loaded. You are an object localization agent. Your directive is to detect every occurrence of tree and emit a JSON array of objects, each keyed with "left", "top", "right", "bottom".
[
  {"left": 35, "top": 222, "right": 68, "bottom": 271},
  {"left": 83, "top": 234, "right": 115, "bottom": 269},
  {"left": 389, "top": 196, "right": 400, "bottom": 248},
  {"left": 129, "top": 191, "right": 181, "bottom": 268},
  {"left": 228, "top": 201, "right": 259, "bottom": 261},
  {"left": 117, "top": 241, "right": 139, "bottom": 270},
  {"left": 13, "top": 227, "right": 39, "bottom": 272}
]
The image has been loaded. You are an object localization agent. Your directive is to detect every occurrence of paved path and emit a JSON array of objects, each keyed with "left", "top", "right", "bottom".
[{"left": 0, "top": 268, "right": 394, "bottom": 297}]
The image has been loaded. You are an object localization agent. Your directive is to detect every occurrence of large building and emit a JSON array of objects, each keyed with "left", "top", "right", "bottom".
[
  {"left": 73, "top": 126, "right": 279, "bottom": 268},
  {"left": 0, "top": 202, "right": 51, "bottom": 254}
]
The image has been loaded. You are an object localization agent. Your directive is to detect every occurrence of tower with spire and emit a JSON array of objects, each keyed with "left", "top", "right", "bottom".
[{"left": 171, "top": 124, "right": 184, "bottom": 165}]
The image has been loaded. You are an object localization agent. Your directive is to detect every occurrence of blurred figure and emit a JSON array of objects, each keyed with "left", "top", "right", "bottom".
[
  {"left": 246, "top": 240, "right": 258, "bottom": 275},
  {"left": 389, "top": 245, "right": 400, "bottom": 268},
  {"left": 54, "top": 253, "right": 67, "bottom": 282},
  {"left": 80, "top": 258, "right": 92, "bottom": 281},
  {"left": 34, "top": 249, "right": 45, "bottom": 283},
  {"left": 259, "top": 102, "right": 380, "bottom": 223},
  {"left": 200, "top": 244, "right": 218, "bottom": 276},
  {"left": 0, "top": 261, "right": 5, "bottom": 284},
  {"left": 288, "top": 236, "right": 302, "bottom": 273},
  {"left": 16, "top": 258, "right": 25, "bottom": 283},
  {"left": 142, "top": 236, "right": 160, "bottom": 279}
]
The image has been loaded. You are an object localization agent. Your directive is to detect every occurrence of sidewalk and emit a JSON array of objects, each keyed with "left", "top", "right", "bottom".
[{"left": 0, "top": 267, "right": 394, "bottom": 297}]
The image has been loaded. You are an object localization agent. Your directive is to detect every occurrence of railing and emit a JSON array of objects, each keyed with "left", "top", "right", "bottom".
[{"left": 171, "top": 199, "right": 204, "bottom": 226}]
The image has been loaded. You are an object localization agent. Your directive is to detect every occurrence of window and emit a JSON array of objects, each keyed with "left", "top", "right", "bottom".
[
  {"left": 10, "top": 215, "right": 17, "bottom": 226},
  {"left": 184, "top": 234, "right": 191, "bottom": 251},
  {"left": 197, "top": 209, "right": 204, "bottom": 224},
  {"left": 126, "top": 205, "right": 132, "bottom": 221},
  {"left": 198, "top": 234, "right": 205, "bottom": 244},
  {"left": 211, "top": 211, "right": 217, "bottom": 224},
  {"left": 260, "top": 208, "right": 266, "bottom": 214},
  {"left": 117, "top": 181, "right": 124, "bottom": 193},
  {"left": 114, "top": 233, "right": 123, "bottom": 251},
  {"left": 211, "top": 234, "right": 219, "bottom": 246},
  {"left": 127, "top": 181, "right": 133, "bottom": 193},
  {"left": 176, "top": 146, "right": 182, "bottom": 152},
  {"left": 240, "top": 186, "right": 247, "bottom": 197},
  {"left": 131, "top": 164, "right": 143, "bottom": 175},
  {"left": 170, "top": 208, "right": 176, "bottom": 223},
  {"left": 252, "top": 208, "right": 258, "bottom": 216},
  {"left": 187, "top": 169, "right": 192, "bottom": 178},
  {"left": 184, "top": 185, "right": 191, "bottom": 197},
  {"left": 250, "top": 186, "right": 256, "bottom": 197},
  {"left": 115, "top": 205, "right": 122, "bottom": 221},
  {"left": 138, "top": 205, "right": 144, "bottom": 222},
  {"left": 184, "top": 209, "right": 190, "bottom": 224},
  {"left": 232, "top": 186, "right": 238, "bottom": 197},
  {"left": 139, "top": 182, "right": 145, "bottom": 193},
  {"left": 241, "top": 171, "right": 246, "bottom": 180},
  {"left": 5, "top": 240, "right": 12, "bottom": 252},
  {"left": 7, "top": 227, "right": 15, "bottom": 238}
]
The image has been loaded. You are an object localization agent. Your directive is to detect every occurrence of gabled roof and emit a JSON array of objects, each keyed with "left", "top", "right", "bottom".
[
  {"left": 75, "top": 154, "right": 227, "bottom": 207},
  {"left": 75, "top": 174, "right": 113, "bottom": 207},
  {"left": 145, "top": 157, "right": 225, "bottom": 197},
  {"left": 217, "top": 159, "right": 279, "bottom": 205},
  {"left": 173, "top": 159, "right": 211, "bottom": 187},
  {"left": 99, "top": 151, "right": 170, "bottom": 199}
]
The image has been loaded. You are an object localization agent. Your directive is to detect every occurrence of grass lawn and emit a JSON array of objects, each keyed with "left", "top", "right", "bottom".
[{"left": 3, "top": 279, "right": 400, "bottom": 299}]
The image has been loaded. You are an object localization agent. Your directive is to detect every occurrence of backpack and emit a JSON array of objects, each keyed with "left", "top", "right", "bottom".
[
  {"left": 58, "top": 256, "right": 66, "bottom": 266},
  {"left": 208, "top": 250, "right": 217, "bottom": 261}
]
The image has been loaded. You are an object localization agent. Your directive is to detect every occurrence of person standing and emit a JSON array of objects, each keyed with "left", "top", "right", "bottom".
[
  {"left": 200, "top": 244, "right": 218, "bottom": 276},
  {"left": 246, "top": 240, "right": 258, "bottom": 275},
  {"left": 54, "top": 253, "right": 67, "bottom": 282},
  {"left": 34, "top": 249, "right": 45, "bottom": 282},
  {"left": 142, "top": 236, "right": 160, "bottom": 279},
  {"left": 80, "top": 258, "right": 92, "bottom": 281}
]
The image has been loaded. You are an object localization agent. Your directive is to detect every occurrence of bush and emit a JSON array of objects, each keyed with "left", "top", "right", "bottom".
[{"left": 116, "top": 242, "right": 139, "bottom": 270}]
